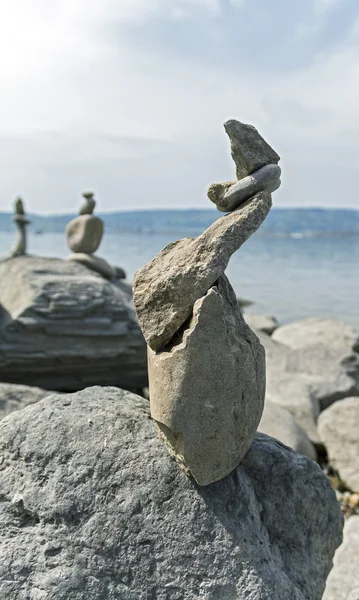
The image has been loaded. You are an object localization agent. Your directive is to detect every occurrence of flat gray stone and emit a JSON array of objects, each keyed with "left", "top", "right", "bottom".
[
  {"left": 284, "top": 343, "right": 359, "bottom": 410},
  {"left": 323, "top": 516, "right": 359, "bottom": 600},
  {"left": 224, "top": 119, "right": 280, "bottom": 180},
  {"left": 208, "top": 164, "right": 281, "bottom": 212},
  {"left": 133, "top": 191, "right": 272, "bottom": 351},
  {"left": 272, "top": 317, "right": 359, "bottom": 353},
  {"left": 0, "top": 383, "right": 52, "bottom": 420},
  {"left": 258, "top": 400, "right": 317, "bottom": 461},
  {"left": 148, "top": 275, "right": 265, "bottom": 485},
  {"left": 0, "top": 256, "right": 147, "bottom": 391},
  {"left": 68, "top": 253, "right": 116, "bottom": 279},
  {"left": 66, "top": 214, "right": 104, "bottom": 254},
  {"left": 318, "top": 397, "right": 359, "bottom": 492},
  {"left": 244, "top": 313, "right": 279, "bottom": 335},
  {"left": 0, "top": 387, "right": 342, "bottom": 600}
]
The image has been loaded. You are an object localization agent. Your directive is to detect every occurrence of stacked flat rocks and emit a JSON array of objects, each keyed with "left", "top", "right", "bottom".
[
  {"left": 207, "top": 120, "right": 281, "bottom": 212},
  {"left": 10, "top": 197, "right": 30, "bottom": 257},
  {"left": 133, "top": 119, "right": 281, "bottom": 485},
  {"left": 0, "top": 256, "right": 147, "bottom": 391},
  {"left": 66, "top": 192, "right": 118, "bottom": 279}
]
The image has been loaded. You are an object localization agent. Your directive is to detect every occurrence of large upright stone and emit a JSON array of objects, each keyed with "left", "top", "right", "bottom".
[
  {"left": 134, "top": 191, "right": 272, "bottom": 351},
  {"left": 0, "top": 387, "right": 343, "bottom": 600},
  {"left": 149, "top": 275, "right": 265, "bottom": 485},
  {"left": 224, "top": 119, "right": 280, "bottom": 180}
]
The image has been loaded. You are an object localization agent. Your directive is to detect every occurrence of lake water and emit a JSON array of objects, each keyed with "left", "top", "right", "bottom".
[{"left": 1, "top": 231, "right": 358, "bottom": 330}]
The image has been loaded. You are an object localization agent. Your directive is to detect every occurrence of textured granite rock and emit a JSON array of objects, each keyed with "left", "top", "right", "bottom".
[
  {"left": 208, "top": 164, "right": 281, "bottom": 212},
  {"left": 133, "top": 191, "right": 272, "bottom": 351},
  {"left": 0, "top": 383, "right": 52, "bottom": 420},
  {"left": 272, "top": 317, "right": 359, "bottom": 352},
  {"left": 0, "top": 256, "right": 147, "bottom": 391},
  {"left": 224, "top": 119, "right": 280, "bottom": 180},
  {"left": 323, "top": 516, "right": 359, "bottom": 600},
  {"left": 244, "top": 313, "right": 279, "bottom": 335},
  {"left": 66, "top": 214, "right": 104, "bottom": 254},
  {"left": 148, "top": 275, "right": 265, "bottom": 485},
  {"left": 68, "top": 253, "right": 116, "bottom": 279},
  {"left": 318, "top": 397, "right": 359, "bottom": 491},
  {"left": 0, "top": 387, "right": 342, "bottom": 600},
  {"left": 258, "top": 400, "right": 317, "bottom": 461}
]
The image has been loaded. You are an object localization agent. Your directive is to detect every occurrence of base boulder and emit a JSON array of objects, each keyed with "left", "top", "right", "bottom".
[{"left": 0, "top": 387, "right": 342, "bottom": 600}]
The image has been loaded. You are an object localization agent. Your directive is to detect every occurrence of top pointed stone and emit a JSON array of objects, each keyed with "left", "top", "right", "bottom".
[{"left": 224, "top": 119, "right": 280, "bottom": 180}]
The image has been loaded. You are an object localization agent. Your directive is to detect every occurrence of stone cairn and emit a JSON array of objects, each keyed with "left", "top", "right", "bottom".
[
  {"left": 10, "top": 197, "right": 30, "bottom": 258},
  {"left": 66, "top": 192, "right": 118, "bottom": 279},
  {"left": 133, "top": 119, "right": 281, "bottom": 486}
]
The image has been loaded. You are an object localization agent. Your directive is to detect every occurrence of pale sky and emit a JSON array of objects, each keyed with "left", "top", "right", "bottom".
[{"left": 0, "top": 0, "right": 358, "bottom": 213}]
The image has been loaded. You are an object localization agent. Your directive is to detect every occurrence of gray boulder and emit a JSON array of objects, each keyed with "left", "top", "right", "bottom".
[
  {"left": 318, "top": 397, "right": 359, "bottom": 492},
  {"left": 323, "top": 516, "right": 359, "bottom": 600},
  {"left": 66, "top": 214, "right": 104, "bottom": 254},
  {"left": 0, "top": 387, "right": 342, "bottom": 600},
  {"left": 0, "top": 256, "right": 147, "bottom": 391},
  {"left": 68, "top": 252, "right": 116, "bottom": 279},
  {"left": 133, "top": 191, "right": 272, "bottom": 351},
  {"left": 272, "top": 317, "right": 359, "bottom": 352},
  {"left": 244, "top": 313, "right": 279, "bottom": 335},
  {"left": 0, "top": 383, "right": 52, "bottom": 420},
  {"left": 224, "top": 119, "right": 280, "bottom": 179},
  {"left": 258, "top": 400, "right": 317, "bottom": 461}
]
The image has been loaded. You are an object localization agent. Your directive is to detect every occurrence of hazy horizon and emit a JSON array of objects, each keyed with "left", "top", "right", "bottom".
[{"left": 0, "top": 0, "right": 359, "bottom": 213}]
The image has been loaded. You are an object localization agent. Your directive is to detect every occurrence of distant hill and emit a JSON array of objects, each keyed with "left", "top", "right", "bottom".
[{"left": 0, "top": 208, "right": 358, "bottom": 236}]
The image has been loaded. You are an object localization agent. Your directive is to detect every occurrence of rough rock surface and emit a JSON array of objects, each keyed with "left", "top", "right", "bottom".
[
  {"left": 244, "top": 313, "right": 279, "bottom": 335},
  {"left": 0, "top": 383, "right": 52, "bottom": 420},
  {"left": 148, "top": 275, "right": 265, "bottom": 485},
  {"left": 224, "top": 119, "right": 280, "bottom": 180},
  {"left": 0, "top": 387, "right": 342, "bottom": 600},
  {"left": 134, "top": 191, "right": 272, "bottom": 351},
  {"left": 68, "top": 253, "right": 116, "bottom": 279},
  {"left": 318, "top": 397, "right": 359, "bottom": 491},
  {"left": 258, "top": 400, "right": 317, "bottom": 461},
  {"left": 0, "top": 256, "right": 147, "bottom": 391},
  {"left": 66, "top": 214, "right": 104, "bottom": 254},
  {"left": 208, "top": 164, "right": 281, "bottom": 212},
  {"left": 323, "top": 516, "right": 359, "bottom": 600},
  {"left": 272, "top": 317, "right": 359, "bottom": 352}
]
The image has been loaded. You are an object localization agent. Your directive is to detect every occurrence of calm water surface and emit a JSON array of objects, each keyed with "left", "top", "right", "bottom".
[{"left": 1, "top": 231, "right": 358, "bottom": 330}]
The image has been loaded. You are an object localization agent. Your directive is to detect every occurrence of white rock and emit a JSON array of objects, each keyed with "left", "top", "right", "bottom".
[
  {"left": 272, "top": 317, "right": 359, "bottom": 352},
  {"left": 318, "top": 397, "right": 359, "bottom": 491},
  {"left": 323, "top": 516, "right": 359, "bottom": 600},
  {"left": 244, "top": 313, "right": 279, "bottom": 335}
]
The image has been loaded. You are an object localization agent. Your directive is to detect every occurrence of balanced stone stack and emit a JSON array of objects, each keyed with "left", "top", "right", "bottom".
[
  {"left": 133, "top": 119, "right": 281, "bottom": 485},
  {"left": 10, "top": 197, "right": 30, "bottom": 257},
  {"left": 66, "top": 192, "right": 119, "bottom": 279}
]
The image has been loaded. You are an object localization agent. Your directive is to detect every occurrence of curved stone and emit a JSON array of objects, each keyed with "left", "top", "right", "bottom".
[
  {"left": 66, "top": 214, "right": 104, "bottom": 254},
  {"left": 133, "top": 191, "right": 272, "bottom": 351},
  {"left": 148, "top": 275, "right": 265, "bottom": 485},
  {"left": 208, "top": 164, "right": 281, "bottom": 212},
  {"left": 0, "top": 387, "right": 342, "bottom": 600}
]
